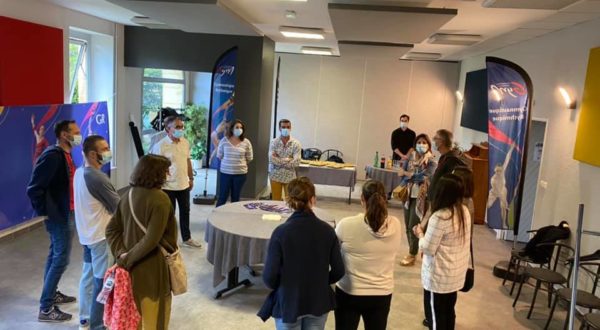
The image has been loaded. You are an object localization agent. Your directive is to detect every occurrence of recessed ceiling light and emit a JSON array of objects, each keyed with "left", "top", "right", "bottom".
[
  {"left": 428, "top": 33, "right": 482, "bottom": 46},
  {"left": 280, "top": 26, "right": 325, "bottom": 40},
  {"left": 285, "top": 10, "right": 297, "bottom": 19},
  {"left": 402, "top": 52, "right": 442, "bottom": 60},
  {"left": 301, "top": 46, "right": 333, "bottom": 56}
]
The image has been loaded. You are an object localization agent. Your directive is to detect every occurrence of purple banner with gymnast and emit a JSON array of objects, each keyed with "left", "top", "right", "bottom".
[
  {"left": 208, "top": 47, "right": 238, "bottom": 169},
  {"left": 485, "top": 57, "right": 532, "bottom": 232},
  {"left": 0, "top": 102, "right": 110, "bottom": 231}
]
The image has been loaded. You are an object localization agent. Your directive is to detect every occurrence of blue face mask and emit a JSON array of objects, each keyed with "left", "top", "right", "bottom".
[
  {"left": 172, "top": 129, "right": 184, "bottom": 139},
  {"left": 233, "top": 128, "right": 243, "bottom": 137},
  {"left": 280, "top": 128, "right": 290, "bottom": 137},
  {"left": 416, "top": 144, "right": 429, "bottom": 154}
]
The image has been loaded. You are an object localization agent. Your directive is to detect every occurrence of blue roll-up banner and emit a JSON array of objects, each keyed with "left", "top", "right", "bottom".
[
  {"left": 0, "top": 101, "right": 110, "bottom": 231},
  {"left": 208, "top": 47, "right": 238, "bottom": 169},
  {"left": 486, "top": 57, "right": 533, "bottom": 233}
]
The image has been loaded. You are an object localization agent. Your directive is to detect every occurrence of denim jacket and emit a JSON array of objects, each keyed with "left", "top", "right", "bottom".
[{"left": 400, "top": 151, "right": 437, "bottom": 187}]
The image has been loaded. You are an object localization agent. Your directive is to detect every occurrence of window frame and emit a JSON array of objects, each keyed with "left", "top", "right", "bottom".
[{"left": 68, "top": 38, "right": 88, "bottom": 103}]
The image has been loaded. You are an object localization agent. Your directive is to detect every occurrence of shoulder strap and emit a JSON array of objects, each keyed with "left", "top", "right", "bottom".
[
  {"left": 469, "top": 211, "right": 475, "bottom": 269},
  {"left": 128, "top": 188, "right": 172, "bottom": 257}
]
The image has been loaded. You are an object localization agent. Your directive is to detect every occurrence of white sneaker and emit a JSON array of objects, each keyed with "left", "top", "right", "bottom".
[
  {"left": 79, "top": 320, "right": 90, "bottom": 330},
  {"left": 183, "top": 239, "right": 202, "bottom": 248}
]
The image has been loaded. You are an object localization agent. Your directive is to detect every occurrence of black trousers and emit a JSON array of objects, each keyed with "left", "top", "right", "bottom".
[
  {"left": 423, "top": 289, "right": 457, "bottom": 330},
  {"left": 164, "top": 189, "right": 191, "bottom": 241},
  {"left": 334, "top": 287, "right": 392, "bottom": 330}
]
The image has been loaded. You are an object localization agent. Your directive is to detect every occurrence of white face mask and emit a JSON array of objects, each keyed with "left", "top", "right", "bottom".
[
  {"left": 400, "top": 122, "right": 408, "bottom": 129},
  {"left": 70, "top": 134, "right": 83, "bottom": 147},
  {"left": 416, "top": 144, "right": 429, "bottom": 154},
  {"left": 98, "top": 150, "right": 112, "bottom": 165}
]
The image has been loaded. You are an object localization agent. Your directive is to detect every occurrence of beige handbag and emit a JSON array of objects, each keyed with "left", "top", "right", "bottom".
[
  {"left": 392, "top": 184, "right": 410, "bottom": 203},
  {"left": 128, "top": 189, "right": 188, "bottom": 296}
]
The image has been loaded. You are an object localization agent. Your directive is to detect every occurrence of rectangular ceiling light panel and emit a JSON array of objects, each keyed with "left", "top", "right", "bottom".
[
  {"left": 328, "top": 3, "right": 457, "bottom": 44},
  {"left": 428, "top": 33, "right": 482, "bottom": 46},
  {"left": 301, "top": 46, "right": 333, "bottom": 56},
  {"left": 482, "top": 0, "right": 580, "bottom": 10},
  {"left": 280, "top": 26, "right": 325, "bottom": 40}
]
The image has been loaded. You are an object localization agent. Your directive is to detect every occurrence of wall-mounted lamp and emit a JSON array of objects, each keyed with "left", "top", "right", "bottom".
[
  {"left": 558, "top": 87, "right": 577, "bottom": 109},
  {"left": 455, "top": 91, "right": 463, "bottom": 102}
]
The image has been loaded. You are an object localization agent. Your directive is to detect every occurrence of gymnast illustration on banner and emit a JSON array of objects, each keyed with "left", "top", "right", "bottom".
[
  {"left": 209, "top": 92, "right": 235, "bottom": 168},
  {"left": 487, "top": 143, "right": 517, "bottom": 229}
]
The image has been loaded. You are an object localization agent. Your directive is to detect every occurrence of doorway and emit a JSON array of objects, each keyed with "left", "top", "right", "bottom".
[{"left": 501, "top": 119, "right": 548, "bottom": 243}]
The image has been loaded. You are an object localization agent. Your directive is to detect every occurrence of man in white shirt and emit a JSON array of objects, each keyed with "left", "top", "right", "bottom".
[
  {"left": 151, "top": 116, "right": 201, "bottom": 248},
  {"left": 269, "top": 119, "right": 301, "bottom": 201},
  {"left": 74, "top": 135, "right": 119, "bottom": 330}
]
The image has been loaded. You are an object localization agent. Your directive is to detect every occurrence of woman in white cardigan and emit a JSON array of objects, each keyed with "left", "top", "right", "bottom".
[
  {"left": 335, "top": 180, "right": 401, "bottom": 330},
  {"left": 413, "top": 174, "right": 471, "bottom": 330}
]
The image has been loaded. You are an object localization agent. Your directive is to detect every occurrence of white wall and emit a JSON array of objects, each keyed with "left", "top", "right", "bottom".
[
  {"left": 276, "top": 53, "right": 459, "bottom": 179},
  {"left": 0, "top": 0, "right": 139, "bottom": 190},
  {"left": 455, "top": 18, "right": 600, "bottom": 254}
]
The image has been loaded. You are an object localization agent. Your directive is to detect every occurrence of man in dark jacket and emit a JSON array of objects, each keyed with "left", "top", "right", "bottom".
[
  {"left": 27, "top": 120, "right": 81, "bottom": 322},
  {"left": 428, "top": 129, "right": 471, "bottom": 202}
]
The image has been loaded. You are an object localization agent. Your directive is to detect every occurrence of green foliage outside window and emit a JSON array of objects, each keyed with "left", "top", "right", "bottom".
[{"left": 183, "top": 103, "right": 208, "bottom": 161}]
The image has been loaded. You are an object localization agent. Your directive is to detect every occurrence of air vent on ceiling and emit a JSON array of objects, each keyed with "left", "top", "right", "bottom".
[
  {"left": 428, "top": 33, "right": 482, "bottom": 46},
  {"left": 402, "top": 52, "right": 442, "bottom": 60},
  {"left": 482, "top": 0, "right": 580, "bottom": 10},
  {"left": 130, "top": 16, "right": 170, "bottom": 29}
]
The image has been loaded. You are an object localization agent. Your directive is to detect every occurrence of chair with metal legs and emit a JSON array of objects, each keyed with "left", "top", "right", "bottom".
[
  {"left": 512, "top": 243, "right": 575, "bottom": 320},
  {"left": 580, "top": 313, "right": 600, "bottom": 330},
  {"left": 544, "top": 262, "right": 600, "bottom": 330},
  {"left": 503, "top": 228, "right": 567, "bottom": 296}
]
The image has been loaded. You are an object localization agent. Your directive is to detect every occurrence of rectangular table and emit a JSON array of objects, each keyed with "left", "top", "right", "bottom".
[{"left": 296, "top": 164, "right": 357, "bottom": 204}]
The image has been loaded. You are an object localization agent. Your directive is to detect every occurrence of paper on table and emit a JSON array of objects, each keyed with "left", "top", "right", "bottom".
[{"left": 262, "top": 214, "right": 282, "bottom": 221}]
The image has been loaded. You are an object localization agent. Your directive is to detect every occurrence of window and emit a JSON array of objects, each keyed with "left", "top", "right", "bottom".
[
  {"left": 141, "top": 68, "right": 186, "bottom": 152},
  {"left": 68, "top": 38, "right": 88, "bottom": 103}
]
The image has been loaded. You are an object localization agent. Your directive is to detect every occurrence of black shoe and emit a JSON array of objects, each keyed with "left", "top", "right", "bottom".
[
  {"left": 423, "top": 319, "right": 430, "bottom": 328},
  {"left": 38, "top": 306, "right": 72, "bottom": 322},
  {"left": 53, "top": 290, "right": 76, "bottom": 304}
]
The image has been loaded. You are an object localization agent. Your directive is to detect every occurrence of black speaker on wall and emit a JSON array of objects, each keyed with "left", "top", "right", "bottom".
[{"left": 460, "top": 69, "right": 488, "bottom": 133}]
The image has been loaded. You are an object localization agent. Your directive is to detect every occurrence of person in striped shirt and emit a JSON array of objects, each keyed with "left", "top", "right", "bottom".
[
  {"left": 413, "top": 173, "right": 471, "bottom": 330},
  {"left": 216, "top": 119, "right": 253, "bottom": 207}
]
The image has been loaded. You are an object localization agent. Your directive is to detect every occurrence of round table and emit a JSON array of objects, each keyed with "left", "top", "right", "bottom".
[
  {"left": 364, "top": 165, "right": 405, "bottom": 194},
  {"left": 205, "top": 200, "right": 335, "bottom": 298}
]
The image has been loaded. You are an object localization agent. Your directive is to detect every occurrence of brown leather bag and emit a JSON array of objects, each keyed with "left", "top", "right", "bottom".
[{"left": 392, "top": 184, "right": 410, "bottom": 203}]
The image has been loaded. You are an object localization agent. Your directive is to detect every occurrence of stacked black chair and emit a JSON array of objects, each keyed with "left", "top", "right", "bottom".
[
  {"left": 513, "top": 243, "right": 575, "bottom": 319},
  {"left": 581, "top": 312, "right": 600, "bottom": 330},
  {"left": 321, "top": 149, "right": 344, "bottom": 163},
  {"left": 504, "top": 222, "right": 571, "bottom": 295},
  {"left": 544, "top": 262, "right": 600, "bottom": 329}
]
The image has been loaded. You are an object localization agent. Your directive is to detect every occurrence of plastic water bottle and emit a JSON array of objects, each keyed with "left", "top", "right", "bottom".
[
  {"left": 96, "top": 271, "right": 115, "bottom": 304},
  {"left": 374, "top": 151, "right": 379, "bottom": 168}
]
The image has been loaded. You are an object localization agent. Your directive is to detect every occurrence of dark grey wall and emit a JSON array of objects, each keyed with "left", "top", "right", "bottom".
[{"left": 124, "top": 26, "right": 275, "bottom": 197}]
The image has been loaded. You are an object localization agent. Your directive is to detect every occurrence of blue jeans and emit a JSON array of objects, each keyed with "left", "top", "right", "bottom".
[
  {"left": 40, "top": 216, "right": 74, "bottom": 311},
  {"left": 216, "top": 172, "right": 247, "bottom": 207},
  {"left": 275, "top": 314, "right": 328, "bottom": 330},
  {"left": 79, "top": 240, "right": 111, "bottom": 329}
]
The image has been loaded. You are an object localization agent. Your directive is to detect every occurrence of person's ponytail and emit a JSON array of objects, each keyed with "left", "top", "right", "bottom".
[{"left": 362, "top": 180, "right": 388, "bottom": 233}]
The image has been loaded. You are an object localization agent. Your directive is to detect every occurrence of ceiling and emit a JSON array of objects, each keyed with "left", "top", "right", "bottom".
[{"left": 45, "top": 0, "right": 600, "bottom": 61}]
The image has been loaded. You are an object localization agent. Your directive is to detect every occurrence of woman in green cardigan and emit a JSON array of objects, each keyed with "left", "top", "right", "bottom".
[{"left": 106, "top": 154, "right": 178, "bottom": 329}]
